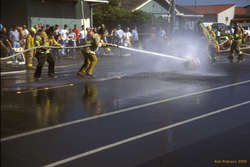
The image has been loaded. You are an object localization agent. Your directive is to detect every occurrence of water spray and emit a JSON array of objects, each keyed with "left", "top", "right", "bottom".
[{"left": 118, "top": 46, "right": 201, "bottom": 70}]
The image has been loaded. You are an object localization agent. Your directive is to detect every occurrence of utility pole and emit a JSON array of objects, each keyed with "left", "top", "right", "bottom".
[
  {"left": 80, "top": 0, "right": 85, "bottom": 26},
  {"left": 170, "top": 0, "right": 176, "bottom": 34},
  {"left": 90, "top": 3, "right": 93, "bottom": 27}
]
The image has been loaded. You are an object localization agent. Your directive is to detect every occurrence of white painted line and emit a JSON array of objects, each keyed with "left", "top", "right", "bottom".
[
  {"left": 1, "top": 80, "right": 250, "bottom": 142},
  {"left": 43, "top": 101, "right": 250, "bottom": 167},
  {"left": 0, "top": 70, "right": 27, "bottom": 76},
  {"left": 55, "top": 64, "right": 80, "bottom": 69}
]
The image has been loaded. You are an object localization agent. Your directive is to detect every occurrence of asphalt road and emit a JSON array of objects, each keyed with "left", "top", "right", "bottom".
[{"left": 1, "top": 53, "right": 250, "bottom": 167}]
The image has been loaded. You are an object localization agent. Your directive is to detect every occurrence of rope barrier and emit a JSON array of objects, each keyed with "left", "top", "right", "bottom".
[{"left": 0, "top": 44, "right": 91, "bottom": 61}]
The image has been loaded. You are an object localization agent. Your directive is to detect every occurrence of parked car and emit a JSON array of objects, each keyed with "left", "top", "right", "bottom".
[{"left": 212, "top": 23, "right": 230, "bottom": 33}]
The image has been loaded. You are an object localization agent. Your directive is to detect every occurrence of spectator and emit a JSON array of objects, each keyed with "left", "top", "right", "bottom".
[
  {"left": 54, "top": 24, "right": 60, "bottom": 38},
  {"left": 68, "top": 28, "right": 76, "bottom": 57},
  {"left": 158, "top": 26, "right": 166, "bottom": 39},
  {"left": 57, "top": 34, "right": 63, "bottom": 60},
  {"left": 59, "top": 24, "right": 69, "bottom": 56},
  {"left": 110, "top": 28, "right": 116, "bottom": 44},
  {"left": 123, "top": 27, "right": 132, "bottom": 47},
  {"left": 99, "top": 24, "right": 108, "bottom": 43},
  {"left": 0, "top": 25, "right": 13, "bottom": 57},
  {"left": 9, "top": 25, "right": 20, "bottom": 48},
  {"left": 72, "top": 24, "right": 80, "bottom": 43},
  {"left": 33, "top": 25, "right": 39, "bottom": 34},
  {"left": 79, "top": 25, "right": 87, "bottom": 45},
  {"left": 114, "top": 24, "right": 124, "bottom": 45},
  {"left": 216, "top": 28, "right": 221, "bottom": 43},
  {"left": 131, "top": 26, "right": 139, "bottom": 48},
  {"left": 23, "top": 25, "right": 29, "bottom": 39},
  {"left": 45, "top": 24, "right": 50, "bottom": 35},
  {"left": 17, "top": 26, "right": 26, "bottom": 48}
]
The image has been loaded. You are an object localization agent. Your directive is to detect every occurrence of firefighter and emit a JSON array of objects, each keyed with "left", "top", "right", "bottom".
[
  {"left": 229, "top": 25, "right": 243, "bottom": 63},
  {"left": 34, "top": 28, "right": 63, "bottom": 79},
  {"left": 77, "top": 29, "right": 117, "bottom": 78},
  {"left": 207, "top": 25, "right": 219, "bottom": 63},
  {"left": 25, "top": 27, "right": 35, "bottom": 68}
]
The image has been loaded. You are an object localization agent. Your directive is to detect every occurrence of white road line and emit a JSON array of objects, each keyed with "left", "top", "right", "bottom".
[
  {"left": 0, "top": 70, "right": 27, "bottom": 76},
  {"left": 43, "top": 101, "right": 250, "bottom": 167},
  {"left": 55, "top": 64, "right": 80, "bottom": 69},
  {"left": 1, "top": 80, "right": 250, "bottom": 142}
]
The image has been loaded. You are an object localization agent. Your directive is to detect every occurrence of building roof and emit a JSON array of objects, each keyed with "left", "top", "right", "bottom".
[
  {"left": 119, "top": 0, "right": 202, "bottom": 17},
  {"left": 176, "top": 5, "right": 200, "bottom": 15},
  {"left": 119, "top": 0, "right": 150, "bottom": 11},
  {"left": 183, "top": 4, "right": 235, "bottom": 15},
  {"left": 235, "top": 7, "right": 247, "bottom": 16}
]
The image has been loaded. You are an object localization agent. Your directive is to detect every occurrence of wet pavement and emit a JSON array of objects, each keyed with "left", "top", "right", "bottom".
[{"left": 1, "top": 52, "right": 250, "bottom": 167}]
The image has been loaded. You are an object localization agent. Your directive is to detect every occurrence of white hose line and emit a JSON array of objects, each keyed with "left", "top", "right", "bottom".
[
  {"left": 242, "top": 52, "right": 250, "bottom": 56},
  {"left": 118, "top": 46, "right": 186, "bottom": 62},
  {"left": 218, "top": 39, "right": 229, "bottom": 46}
]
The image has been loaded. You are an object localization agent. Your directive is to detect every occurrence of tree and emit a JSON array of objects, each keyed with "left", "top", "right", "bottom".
[{"left": 93, "top": 0, "right": 154, "bottom": 30}]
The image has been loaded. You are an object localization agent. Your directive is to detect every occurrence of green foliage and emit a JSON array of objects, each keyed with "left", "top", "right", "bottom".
[{"left": 93, "top": 0, "right": 155, "bottom": 30}]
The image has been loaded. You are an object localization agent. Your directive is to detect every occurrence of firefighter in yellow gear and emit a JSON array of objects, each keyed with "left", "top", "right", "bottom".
[
  {"left": 78, "top": 30, "right": 117, "bottom": 77},
  {"left": 207, "top": 25, "right": 219, "bottom": 63},
  {"left": 229, "top": 25, "right": 243, "bottom": 63},
  {"left": 34, "top": 29, "right": 63, "bottom": 79},
  {"left": 25, "top": 28, "right": 35, "bottom": 68}
]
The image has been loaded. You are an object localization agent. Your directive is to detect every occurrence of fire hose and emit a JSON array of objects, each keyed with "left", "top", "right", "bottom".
[{"left": 218, "top": 39, "right": 229, "bottom": 46}]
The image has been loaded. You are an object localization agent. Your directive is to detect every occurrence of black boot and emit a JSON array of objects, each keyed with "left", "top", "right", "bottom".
[{"left": 34, "top": 66, "right": 42, "bottom": 79}]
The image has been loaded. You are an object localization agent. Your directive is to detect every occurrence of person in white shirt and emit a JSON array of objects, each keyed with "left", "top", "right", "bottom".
[
  {"left": 59, "top": 24, "right": 69, "bottom": 55},
  {"left": 123, "top": 27, "right": 133, "bottom": 47},
  {"left": 54, "top": 24, "right": 60, "bottom": 37},
  {"left": 216, "top": 28, "right": 221, "bottom": 43},
  {"left": 131, "top": 26, "right": 139, "bottom": 48},
  {"left": 79, "top": 25, "right": 87, "bottom": 45},
  {"left": 114, "top": 24, "right": 124, "bottom": 45},
  {"left": 158, "top": 26, "right": 166, "bottom": 39},
  {"left": 22, "top": 25, "right": 29, "bottom": 38},
  {"left": 68, "top": 28, "right": 76, "bottom": 57}
]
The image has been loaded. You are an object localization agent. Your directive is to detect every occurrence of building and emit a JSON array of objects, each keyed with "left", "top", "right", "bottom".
[
  {"left": 119, "top": 0, "right": 203, "bottom": 31},
  {"left": 232, "top": 5, "right": 250, "bottom": 24},
  {"left": 183, "top": 4, "right": 236, "bottom": 25},
  {"left": 1, "top": 0, "right": 108, "bottom": 28}
]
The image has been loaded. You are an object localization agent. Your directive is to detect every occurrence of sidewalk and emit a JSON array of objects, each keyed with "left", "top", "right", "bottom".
[{"left": 0, "top": 54, "right": 84, "bottom": 74}]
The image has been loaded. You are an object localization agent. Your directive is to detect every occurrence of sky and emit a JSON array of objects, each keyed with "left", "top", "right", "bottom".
[{"left": 176, "top": 0, "right": 250, "bottom": 7}]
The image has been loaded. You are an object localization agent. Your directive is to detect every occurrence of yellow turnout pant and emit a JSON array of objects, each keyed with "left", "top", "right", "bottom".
[{"left": 79, "top": 53, "right": 98, "bottom": 75}]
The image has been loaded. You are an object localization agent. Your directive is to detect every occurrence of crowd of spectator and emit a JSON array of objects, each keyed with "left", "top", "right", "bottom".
[
  {"left": 0, "top": 23, "right": 130, "bottom": 59},
  {"left": 0, "top": 22, "right": 174, "bottom": 61}
]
